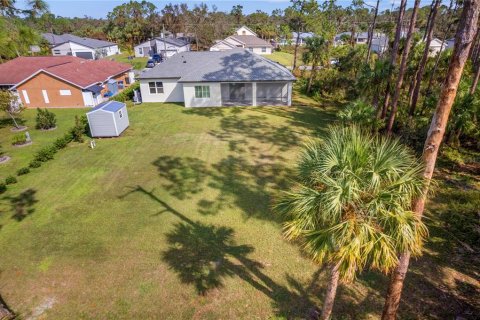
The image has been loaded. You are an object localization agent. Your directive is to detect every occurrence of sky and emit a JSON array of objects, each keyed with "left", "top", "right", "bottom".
[{"left": 17, "top": 0, "right": 437, "bottom": 19}]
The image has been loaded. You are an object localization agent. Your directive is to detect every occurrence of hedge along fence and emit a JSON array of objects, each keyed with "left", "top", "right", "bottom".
[
  {"left": 0, "top": 116, "right": 88, "bottom": 195},
  {"left": 109, "top": 82, "right": 139, "bottom": 107}
]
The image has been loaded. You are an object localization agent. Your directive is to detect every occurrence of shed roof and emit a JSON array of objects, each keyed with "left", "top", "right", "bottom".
[
  {"left": 42, "top": 33, "right": 117, "bottom": 49},
  {"left": 88, "top": 101, "right": 125, "bottom": 113},
  {"left": 138, "top": 49, "right": 295, "bottom": 82}
]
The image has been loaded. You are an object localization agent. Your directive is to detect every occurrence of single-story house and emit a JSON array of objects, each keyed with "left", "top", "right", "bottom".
[
  {"left": 138, "top": 49, "right": 295, "bottom": 107},
  {"left": 87, "top": 101, "right": 129, "bottom": 137},
  {"left": 334, "top": 31, "right": 389, "bottom": 54},
  {"left": 42, "top": 33, "right": 120, "bottom": 60},
  {"left": 210, "top": 26, "right": 273, "bottom": 55},
  {"left": 0, "top": 56, "right": 134, "bottom": 108},
  {"left": 134, "top": 37, "right": 190, "bottom": 58}
]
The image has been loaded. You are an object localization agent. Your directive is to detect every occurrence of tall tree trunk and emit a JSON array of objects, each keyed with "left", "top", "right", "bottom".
[
  {"left": 409, "top": 0, "right": 442, "bottom": 117},
  {"left": 386, "top": 0, "right": 421, "bottom": 134},
  {"left": 366, "top": 0, "right": 380, "bottom": 64},
  {"left": 423, "top": 0, "right": 456, "bottom": 111},
  {"left": 0, "top": 294, "right": 14, "bottom": 320},
  {"left": 382, "top": 1, "right": 480, "bottom": 318},
  {"left": 379, "top": 0, "right": 407, "bottom": 119},
  {"left": 320, "top": 264, "right": 340, "bottom": 320},
  {"left": 470, "top": 57, "right": 480, "bottom": 94},
  {"left": 307, "top": 61, "right": 317, "bottom": 93},
  {"left": 293, "top": 30, "right": 301, "bottom": 70}
]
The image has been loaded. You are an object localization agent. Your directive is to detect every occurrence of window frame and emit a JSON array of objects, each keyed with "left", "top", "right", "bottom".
[
  {"left": 194, "top": 85, "right": 210, "bottom": 99},
  {"left": 261, "top": 47, "right": 267, "bottom": 53},
  {"left": 59, "top": 89, "right": 72, "bottom": 96},
  {"left": 148, "top": 81, "right": 164, "bottom": 94}
]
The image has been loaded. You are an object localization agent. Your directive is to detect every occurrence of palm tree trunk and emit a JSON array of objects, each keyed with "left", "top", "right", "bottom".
[
  {"left": 366, "top": 0, "right": 380, "bottom": 64},
  {"left": 293, "top": 31, "right": 301, "bottom": 70},
  {"left": 379, "top": 0, "right": 407, "bottom": 119},
  {"left": 307, "top": 61, "right": 317, "bottom": 93},
  {"left": 386, "top": 0, "right": 421, "bottom": 134},
  {"left": 320, "top": 263, "right": 340, "bottom": 320},
  {"left": 382, "top": 1, "right": 480, "bottom": 318},
  {"left": 409, "top": 0, "right": 441, "bottom": 117}
]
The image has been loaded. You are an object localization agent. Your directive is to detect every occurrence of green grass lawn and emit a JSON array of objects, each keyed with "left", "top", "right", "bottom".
[
  {"left": 108, "top": 52, "right": 148, "bottom": 70},
  {"left": 268, "top": 51, "right": 303, "bottom": 67},
  {"left": 0, "top": 92, "right": 478, "bottom": 319},
  {"left": 0, "top": 109, "right": 86, "bottom": 179}
]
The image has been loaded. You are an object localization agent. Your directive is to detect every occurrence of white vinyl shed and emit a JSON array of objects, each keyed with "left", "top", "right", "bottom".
[{"left": 86, "top": 101, "right": 129, "bottom": 137}]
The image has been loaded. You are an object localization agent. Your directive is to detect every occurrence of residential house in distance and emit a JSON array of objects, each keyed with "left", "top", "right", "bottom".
[
  {"left": 0, "top": 56, "right": 134, "bottom": 108},
  {"left": 138, "top": 49, "right": 295, "bottom": 107},
  {"left": 42, "top": 33, "right": 120, "bottom": 60},
  {"left": 279, "top": 32, "right": 315, "bottom": 46},
  {"left": 134, "top": 37, "right": 190, "bottom": 58},
  {"left": 334, "top": 31, "right": 389, "bottom": 54},
  {"left": 210, "top": 26, "right": 273, "bottom": 55},
  {"left": 428, "top": 38, "right": 447, "bottom": 56}
]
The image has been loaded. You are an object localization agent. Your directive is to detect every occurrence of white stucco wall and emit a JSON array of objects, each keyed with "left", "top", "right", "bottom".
[
  {"left": 70, "top": 42, "right": 96, "bottom": 57},
  {"left": 134, "top": 40, "right": 152, "bottom": 57},
  {"left": 183, "top": 82, "right": 222, "bottom": 107},
  {"left": 139, "top": 78, "right": 184, "bottom": 103},
  {"left": 250, "top": 47, "right": 272, "bottom": 55},
  {"left": 51, "top": 42, "right": 75, "bottom": 56}
]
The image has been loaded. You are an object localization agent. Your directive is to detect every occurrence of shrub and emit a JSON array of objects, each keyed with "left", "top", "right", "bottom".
[
  {"left": 339, "top": 100, "right": 383, "bottom": 131},
  {"left": 71, "top": 115, "right": 87, "bottom": 142},
  {"left": 5, "top": 175, "right": 17, "bottom": 184},
  {"left": 54, "top": 136, "right": 70, "bottom": 149},
  {"left": 17, "top": 167, "right": 30, "bottom": 176},
  {"left": 35, "top": 108, "right": 57, "bottom": 130},
  {"left": 29, "top": 160, "right": 41, "bottom": 168},
  {"left": 110, "top": 82, "right": 140, "bottom": 102},
  {"left": 11, "top": 133, "right": 27, "bottom": 145},
  {"left": 0, "top": 183, "right": 6, "bottom": 194},
  {"left": 34, "top": 146, "right": 57, "bottom": 162}
]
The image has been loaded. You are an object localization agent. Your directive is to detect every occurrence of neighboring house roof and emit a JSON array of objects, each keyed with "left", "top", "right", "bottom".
[
  {"left": 292, "top": 32, "right": 314, "bottom": 40},
  {"left": 88, "top": 101, "right": 125, "bottom": 113},
  {"left": 429, "top": 38, "right": 446, "bottom": 47},
  {"left": 42, "top": 33, "right": 117, "bottom": 49},
  {"left": 229, "top": 35, "right": 273, "bottom": 48},
  {"left": 211, "top": 39, "right": 237, "bottom": 49},
  {"left": 0, "top": 56, "right": 131, "bottom": 88},
  {"left": 138, "top": 49, "right": 295, "bottom": 82},
  {"left": 134, "top": 37, "right": 189, "bottom": 49},
  {"left": 236, "top": 26, "right": 257, "bottom": 36}
]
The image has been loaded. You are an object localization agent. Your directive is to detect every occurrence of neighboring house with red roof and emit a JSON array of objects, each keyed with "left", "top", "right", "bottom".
[
  {"left": 210, "top": 26, "right": 273, "bottom": 55},
  {"left": 0, "top": 56, "right": 134, "bottom": 108}
]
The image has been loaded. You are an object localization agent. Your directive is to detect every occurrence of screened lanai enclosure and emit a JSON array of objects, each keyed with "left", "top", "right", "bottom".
[{"left": 220, "top": 82, "right": 289, "bottom": 106}]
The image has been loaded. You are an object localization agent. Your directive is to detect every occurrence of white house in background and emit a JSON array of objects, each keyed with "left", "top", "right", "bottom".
[
  {"left": 334, "top": 31, "right": 389, "bottom": 54},
  {"left": 279, "top": 32, "right": 315, "bottom": 46},
  {"left": 446, "top": 38, "right": 455, "bottom": 49},
  {"left": 138, "top": 49, "right": 295, "bottom": 107},
  {"left": 42, "top": 33, "right": 120, "bottom": 60},
  {"left": 428, "top": 38, "right": 447, "bottom": 56},
  {"left": 134, "top": 37, "right": 190, "bottom": 58},
  {"left": 210, "top": 26, "right": 273, "bottom": 55}
]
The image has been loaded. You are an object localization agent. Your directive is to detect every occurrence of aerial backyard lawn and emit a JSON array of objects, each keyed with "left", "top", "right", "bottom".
[{"left": 0, "top": 93, "right": 478, "bottom": 319}]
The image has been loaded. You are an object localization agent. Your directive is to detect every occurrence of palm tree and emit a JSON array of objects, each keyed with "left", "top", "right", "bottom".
[
  {"left": 276, "top": 126, "right": 427, "bottom": 320},
  {"left": 303, "top": 36, "right": 327, "bottom": 93}
]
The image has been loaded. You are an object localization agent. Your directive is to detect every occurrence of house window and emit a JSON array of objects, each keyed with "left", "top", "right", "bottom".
[
  {"left": 195, "top": 86, "right": 210, "bottom": 98},
  {"left": 262, "top": 47, "right": 267, "bottom": 53},
  {"left": 59, "top": 89, "right": 71, "bottom": 96},
  {"left": 248, "top": 47, "right": 253, "bottom": 52},
  {"left": 53, "top": 49, "right": 61, "bottom": 55},
  {"left": 139, "top": 47, "right": 143, "bottom": 55},
  {"left": 149, "top": 81, "right": 164, "bottom": 94},
  {"left": 119, "top": 110, "right": 123, "bottom": 118}
]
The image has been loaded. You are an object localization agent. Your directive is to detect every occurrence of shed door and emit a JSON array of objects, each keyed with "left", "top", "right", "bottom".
[{"left": 75, "top": 52, "right": 94, "bottom": 59}]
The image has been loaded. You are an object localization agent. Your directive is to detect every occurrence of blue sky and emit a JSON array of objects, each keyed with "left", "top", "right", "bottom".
[{"left": 18, "top": 0, "right": 436, "bottom": 19}]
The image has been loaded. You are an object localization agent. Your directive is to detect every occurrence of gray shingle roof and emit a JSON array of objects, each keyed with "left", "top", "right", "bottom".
[
  {"left": 42, "top": 33, "right": 117, "bottom": 49},
  {"left": 230, "top": 35, "right": 273, "bottom": 48},
  {"left": 138, "top": 49, "right": 295, "bottom": 82},
  {"left": 155, "top": 37, "right": 189, "bottom": 47}
]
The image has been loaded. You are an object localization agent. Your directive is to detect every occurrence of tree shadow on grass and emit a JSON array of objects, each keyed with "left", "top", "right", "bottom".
[
  {"left": 0, "top": 117, "right": 26, "bottom": 130},
  {"left": 123, "top": 185, "right": 322, "bottom": 318},
  {"left": 2, "top": 188, "right": 38, "bottom": 221}
]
